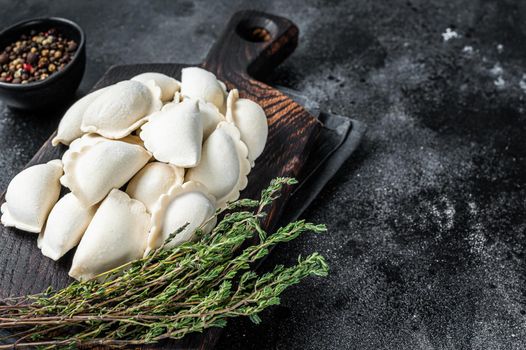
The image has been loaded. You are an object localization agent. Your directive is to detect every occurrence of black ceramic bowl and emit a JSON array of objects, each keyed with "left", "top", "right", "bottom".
[{"left": 0, "top": 17, "right": 85, "bottom": 110}]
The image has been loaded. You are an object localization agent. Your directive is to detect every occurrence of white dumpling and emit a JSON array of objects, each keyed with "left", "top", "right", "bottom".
[
  {"left": 146, "top": 181, "right": 216, "bottom": 254},
  {"left": 181, "top": 67, "right": 225, "bottom": 111},
  {"left": 61, "top": 139, "right": 151, "bottom": 207},
  {"left": 1, "top": 160, "right": 63, "bottom": 233},
  {"left": 226, "top": 89, "right": 268, "bottom": 166},
  {"left": 199, "top": 100, "right": 225, "bottom": 139},
  {"left": 81, "top": 80, "right": 162, "bottom": 139},
  {"left": 132, "top": 72, "right": 180, "bottom": 102},
  {"left": 37, "top": 193, "right": 96, "bottom": 261},
  {"left": 69, "top": 189, "right": 150, "bottom": 281},
  {"left": 126, "top": 162, "right": 184, "bottom": 213},
  {"left": 62, "top": 133, "right": 144, "bottom": 164},
  {"left": 51, "top": 87, "right": 109, "bottom": 146},
  {"left": 140, "top": 99, "right": 203, "bottom": 167},
  {"left": 186, "top": 122, "right": 250, "bottom": 207}
]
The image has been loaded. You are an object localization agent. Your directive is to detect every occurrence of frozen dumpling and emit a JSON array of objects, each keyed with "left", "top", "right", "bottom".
[
  {"left": 186, "top": 122, "right": 250, "bottom": 207},
  {"left": 126, "top": 162, "right": 184, "bottom": 213},
  {"left": 140, "top": 99, "right": 203, "bottom": 167},
  {"left": 62, "top": 133, "right": 144, "bottom": 164},
  {"left": 132, "top": 72, "right": 180, "bottom": 102},
  {"left": 81, "top": 80, "right": 162, "bottom": 139},
  {"left": 61, "top": 139, "right": 151, "bottom": 207},
  {"left": 146, "top": 181, "right": 216, "bottom": 254},
  {"left": 181, "top": 67, "right": 226, "bottom": 111},
  {"left": 226, "top": 89, "right": 268, "bottom": 166},
  {"left": 1, "top": 160, "right": 63, "bottom": 233},
  {"left": 52, "top": 87, "right": 109, "bottom": 146},
  {"left": 69, "top": 189, "right": 150, "bottom": 281},
  {"left": 37, "top": 193, "right": 96, "bottom": 260}
]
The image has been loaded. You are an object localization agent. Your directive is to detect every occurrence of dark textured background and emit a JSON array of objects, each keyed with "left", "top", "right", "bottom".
[{"left": 1, "top": 0, "right": 526, "bottom": 349}]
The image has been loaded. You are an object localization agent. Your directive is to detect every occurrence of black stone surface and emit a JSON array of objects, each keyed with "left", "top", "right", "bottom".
[{"left": 1, "top": 1, "right": 526, "bottom": 349}]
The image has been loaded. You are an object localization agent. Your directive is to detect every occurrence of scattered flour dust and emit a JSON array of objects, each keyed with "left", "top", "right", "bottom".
[
  {"left": 431, "top": 197, "right": 456, "bottom": 230},
  {"left": 490, "top": 63, "right": 503, "bottom": 76},
  {"left": 466, "top": 202, "right": 487, "bottom": 256},
  {"left": 443, "top": 204, "right": 455, "bottom": 230},
  {"left": 442, "top": 28, "right": 459, "bottom": 42},
  {"left": 462, "top": 46, "right": 474, "bottom": 54},
  {"left": 519, "top": 74, "right": 526, "bottom": 93},
  {"left": 494, "top": 76, "right": 506, "bottom": 89},
  {"left": 489, "top": 63, "right": 505, "bottom": 89}
]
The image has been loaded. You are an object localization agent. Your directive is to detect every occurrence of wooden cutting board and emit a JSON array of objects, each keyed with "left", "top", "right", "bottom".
[{"left": 0, "top": 10, "right": 322, "bottom": 349}]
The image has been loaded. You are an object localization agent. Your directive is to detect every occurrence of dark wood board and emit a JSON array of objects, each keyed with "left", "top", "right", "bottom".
[
  {"left": 0, "top": 10, "right": 325, "bottom": 349},
  {"left": 0, "top": 82, "right": 368, "bottom": 350}
]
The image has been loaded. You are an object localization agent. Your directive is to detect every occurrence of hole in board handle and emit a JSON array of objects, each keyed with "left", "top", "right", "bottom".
[{"left": 235, "top": 17, "right": 279, "bottom": 43}]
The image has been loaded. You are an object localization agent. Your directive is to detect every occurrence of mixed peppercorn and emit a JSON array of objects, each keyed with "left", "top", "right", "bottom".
[{"left": 0, "top": 28, "right": 78, "bottom": 84}]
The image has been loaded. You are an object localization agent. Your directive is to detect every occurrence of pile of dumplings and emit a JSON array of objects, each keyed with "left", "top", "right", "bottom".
[{"left": 0, "top": 67, "right": 268, "bottom": 281}]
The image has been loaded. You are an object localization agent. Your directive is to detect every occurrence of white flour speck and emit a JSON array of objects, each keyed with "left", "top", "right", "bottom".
[
  {"left": 494, "top": 76, "right": 505, "bottom": 89},
  {"left": 442, "top": 28, "right": 459, "bottom": 42},
  {"left": 468, "top": 229, "right": 487, "bottom": 255},
  {"left": 444, "top": 204, "right": 455, "bottom": 230},
  {"left": 490, "top": 63, "right": 503, "bottom": 76},
  {"left": 462, "top": 46, "right": 474, "bottom": 54},
  {"left": 431, "top": 197, "right": 456, "bottom": 230},
  {"left": 519, "top": 74, "right": 526, "bottom": 93}
]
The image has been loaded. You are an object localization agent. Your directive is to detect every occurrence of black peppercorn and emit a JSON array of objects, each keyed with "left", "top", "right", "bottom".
[
  {"left": 67, "top": 41, "right": 77, "bottom": 52},
  {"left": 27, "top": 52, "right": 38, "bottom": 65},
  {"left": 0, "top": 53, "right": 8, "bottom": 65}
]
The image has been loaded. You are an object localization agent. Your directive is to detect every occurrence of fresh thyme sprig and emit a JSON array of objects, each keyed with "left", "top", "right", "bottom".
[{"left": 0, "top": 178, "right": 328, "bottom": 349}]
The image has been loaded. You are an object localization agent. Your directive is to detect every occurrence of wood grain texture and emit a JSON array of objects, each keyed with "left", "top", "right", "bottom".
[{"left": 0, "top": 11, "right": 321, "bottom": 349}]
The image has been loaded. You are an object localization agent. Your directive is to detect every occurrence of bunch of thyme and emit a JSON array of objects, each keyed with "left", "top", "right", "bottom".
[{"left": 0, "top": 178, "right": 328, "bottom": 349}]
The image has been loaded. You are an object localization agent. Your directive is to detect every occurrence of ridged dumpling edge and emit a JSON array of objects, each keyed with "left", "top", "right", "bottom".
[
  {"left": 214, "top": 122, "right": 251, "bottom": 208},
  {"left": 226, "top": 89, "right": 268, "bottom": 167}
]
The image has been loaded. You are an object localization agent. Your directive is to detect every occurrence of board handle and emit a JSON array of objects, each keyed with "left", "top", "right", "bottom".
[{"left": 202, "top": 10, "right": 298, "bottom": 79}]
